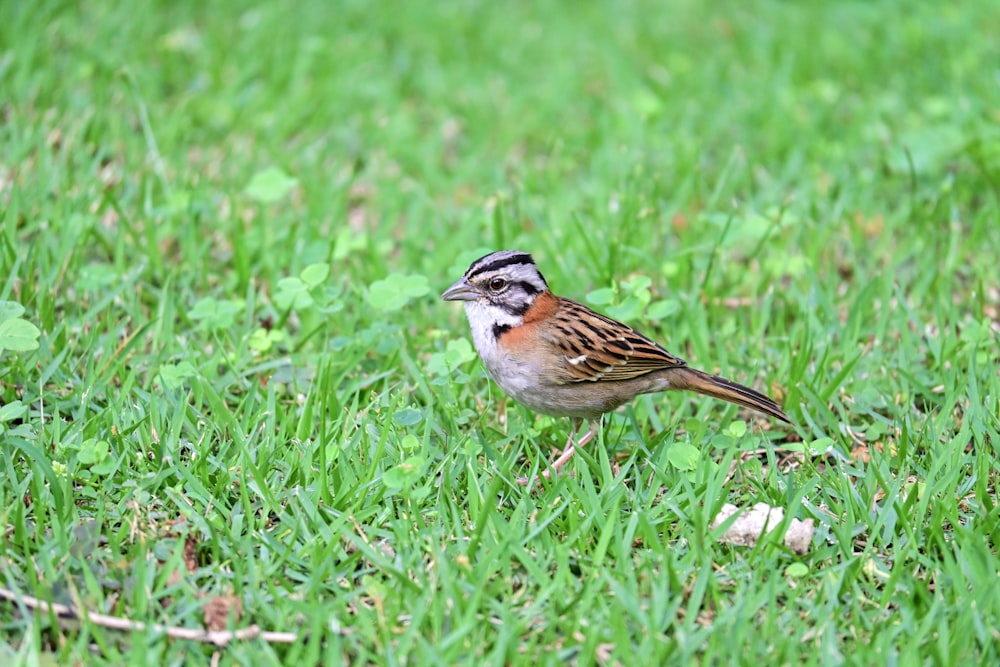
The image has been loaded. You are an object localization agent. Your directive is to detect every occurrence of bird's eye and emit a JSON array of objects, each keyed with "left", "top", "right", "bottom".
[{"left": 488, "top": 277, "right": 508, "bottom": 291}]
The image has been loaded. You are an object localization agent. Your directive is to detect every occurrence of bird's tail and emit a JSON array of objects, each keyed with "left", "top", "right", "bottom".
[{"left": 671, "top": 367, "right": 791, "bottom": 424}]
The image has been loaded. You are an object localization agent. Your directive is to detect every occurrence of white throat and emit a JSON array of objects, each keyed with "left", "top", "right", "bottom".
[
  {"left": 462, "top": 300, "right": 523, "bottom": 382},
  {"left": 463, "top": 299, "right": 520, "bottom": 343}
]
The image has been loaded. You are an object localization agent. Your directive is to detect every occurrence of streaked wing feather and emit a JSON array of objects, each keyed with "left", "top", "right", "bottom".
[{"left": 545, "top": 298, "right": 687, "bottom": 383}]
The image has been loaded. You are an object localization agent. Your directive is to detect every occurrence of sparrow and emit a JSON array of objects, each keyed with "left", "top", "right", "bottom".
[{"left": 442, "top": 250, "right": 791, "bottom": 482}]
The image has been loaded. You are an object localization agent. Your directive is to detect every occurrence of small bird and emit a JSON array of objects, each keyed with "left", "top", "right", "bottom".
[{"left": 442, "top": 250, "right": 791, "bottom": 482}]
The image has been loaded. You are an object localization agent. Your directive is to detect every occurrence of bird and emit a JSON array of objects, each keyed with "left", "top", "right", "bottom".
[{"left": 441, "top": 250, "right": 791, "bottom": 483}]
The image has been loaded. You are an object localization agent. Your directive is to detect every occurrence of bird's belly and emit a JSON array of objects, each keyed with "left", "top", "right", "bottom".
[{"left": 486, "top": 363, "right": 642, "bottom": 419}]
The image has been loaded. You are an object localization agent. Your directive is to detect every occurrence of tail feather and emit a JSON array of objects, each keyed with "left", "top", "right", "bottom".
[{"left": 672, "top": 367, "right": 791, "bottom": 424}]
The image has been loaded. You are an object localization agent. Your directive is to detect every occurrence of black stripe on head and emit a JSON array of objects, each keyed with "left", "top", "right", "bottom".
[
  {"left": 497, "top": 299, "right": 531, "bottom": 317},
  {"left": 466, "top": 250, "right": 535, "bottom": 279},
  {"left": 514, "top": 280, "right": 540, "bottom": 296}
]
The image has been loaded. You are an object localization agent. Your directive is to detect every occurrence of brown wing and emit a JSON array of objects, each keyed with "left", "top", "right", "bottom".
[{"left": 542, "top": 297, "right": 688, "bottom": 383}]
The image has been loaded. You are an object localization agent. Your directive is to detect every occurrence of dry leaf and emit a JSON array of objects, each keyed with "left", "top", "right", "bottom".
[
  {"left": 184, "top": 534, "right": 200, "bottom": 572},
  {"left": 204, "top": 594, "right": 243, "bottom": 632}
]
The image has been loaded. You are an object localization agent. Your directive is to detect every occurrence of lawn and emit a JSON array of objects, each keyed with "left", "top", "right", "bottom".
[{"left": 2, "top": 0, "right": 999, "bottom": 664}]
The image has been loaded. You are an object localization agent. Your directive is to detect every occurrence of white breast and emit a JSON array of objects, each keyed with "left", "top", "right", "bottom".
[{"left": 462, "top": 301, "right": 535, "bottom": 397}]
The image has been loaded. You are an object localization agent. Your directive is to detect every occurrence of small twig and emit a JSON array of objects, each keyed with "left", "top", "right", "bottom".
[
  {"left": 0, "top": 586, "right": 298, "bottom": 646},
  {"left": 709, "top": 295, "right": 758, "bottom": 308}
]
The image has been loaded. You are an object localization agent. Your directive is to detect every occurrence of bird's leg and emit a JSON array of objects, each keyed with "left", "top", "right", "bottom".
[
  {"left": 542, "top": 418, "right": 595, "bottom": 479},
  {"left": 516, "top": 419, "right": 597, "bottom": 486}
]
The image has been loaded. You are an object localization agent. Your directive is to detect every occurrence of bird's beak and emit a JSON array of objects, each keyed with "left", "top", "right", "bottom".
[{"left": 441, "top": 277, "right": 478, "bottom": 302}]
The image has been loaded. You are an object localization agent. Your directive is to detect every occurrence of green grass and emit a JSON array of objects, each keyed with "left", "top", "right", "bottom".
[{"left": 2, "top": 0, "right": 999, "bottom": 664}]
